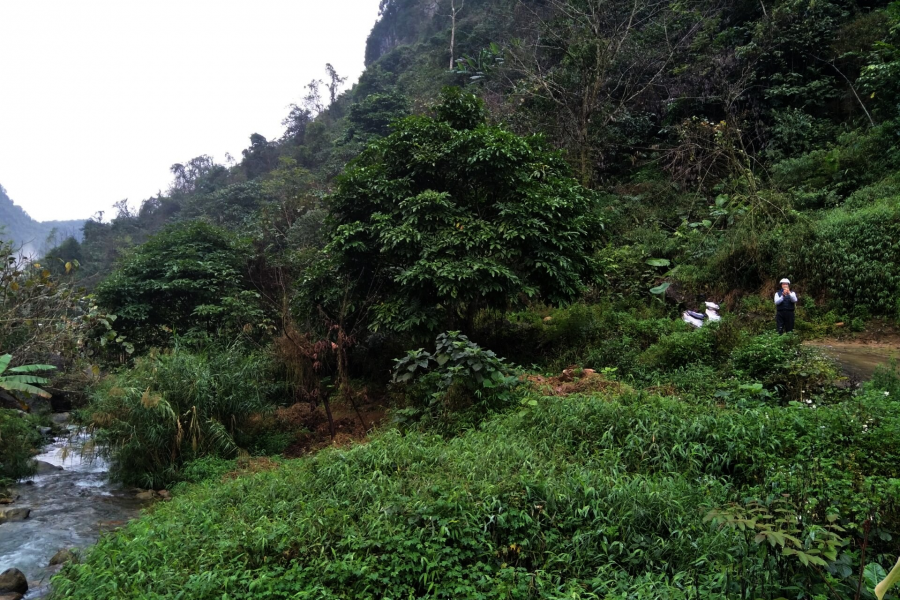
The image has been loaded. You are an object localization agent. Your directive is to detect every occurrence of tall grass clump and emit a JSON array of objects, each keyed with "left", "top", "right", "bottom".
[
  {"left": 85, "top": 345, "right": 281, "bottom": 488},
  {"left": 0, "top": 408, "right": 42, "bottom": 484},
  {"left": 55, "top": 387, "right": 900, "bottom": 599}
]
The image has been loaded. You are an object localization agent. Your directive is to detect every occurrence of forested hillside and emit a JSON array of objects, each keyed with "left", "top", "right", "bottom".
[
  {"left": 46, "top": 0, "right": 900, "bottom": 306},
  {"left": 0, "top": 184, "right": 84, "bottom": 256},
  {"left": 3, "top": 0, "right": 900, "bottom": 598}
]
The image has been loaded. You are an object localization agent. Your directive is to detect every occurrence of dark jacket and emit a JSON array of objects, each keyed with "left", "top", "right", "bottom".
[{"left": 775, "top": 290, "right": 798, "bottom": 312}]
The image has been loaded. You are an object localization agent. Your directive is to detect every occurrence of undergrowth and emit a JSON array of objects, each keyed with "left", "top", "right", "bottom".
[{"left": 54, "top": 381, "right": 900, "bottom": 599}]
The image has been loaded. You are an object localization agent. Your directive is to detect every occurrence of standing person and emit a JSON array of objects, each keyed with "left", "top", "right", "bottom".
[{"left": 775, "top": 278, "right": 798, "bottom": 334}]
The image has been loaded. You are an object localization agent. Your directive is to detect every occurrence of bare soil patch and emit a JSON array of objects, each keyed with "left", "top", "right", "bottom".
[{"left": 525, "top": 368, "right": 629, "bottom": 397}]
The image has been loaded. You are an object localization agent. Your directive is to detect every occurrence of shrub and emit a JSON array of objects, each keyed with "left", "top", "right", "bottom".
[
  {"left": 730, "top": 332, "right": 839, "bottom": 401},
  {"left": 310, "top": 87, "right": 602, "bottom": 336},
  {"left": 528, "top": 303, "right": 680, "bottom": 375},
  {"left": 0, "top": 409, "right": 42, "bottom": 482},
  {"left": 391, "top": 331, "right": 519, "bottom": 431},
  {"left": 806, "top": 197, "right": 900, "bottom": 314},
  {"left": 870, "top": 358, "right": 900, "bottom": 398},
  {"left": 85, "top": 346, "right": 282, "bottom": 488},
  {"left": 772, "top": 123, "right": 900, "bottom": 200},
  {"left": 640, "top": 329, "right": 713, "bottom": 369},
  {"left": 730, "top": 332, "right": 797, "bottom": 379}
]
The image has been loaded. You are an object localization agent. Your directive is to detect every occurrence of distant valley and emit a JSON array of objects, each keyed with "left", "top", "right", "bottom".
[{"left": 0, "top": 183, "right": 85, "bottom": 256}]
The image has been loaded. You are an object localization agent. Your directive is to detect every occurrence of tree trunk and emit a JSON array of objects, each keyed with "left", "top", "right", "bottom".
[{"left": 449, "top": 0, "right": 464, "bottom": 70}]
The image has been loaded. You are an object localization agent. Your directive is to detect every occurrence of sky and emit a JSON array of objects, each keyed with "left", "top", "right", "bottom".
[{"left": 0, "top": 0, "right": 382, "bottom": 222}]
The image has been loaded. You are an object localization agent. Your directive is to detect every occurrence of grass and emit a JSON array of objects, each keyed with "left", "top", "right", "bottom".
[{"left": 53, "top": 379, "right": 900, "bottom": 599}]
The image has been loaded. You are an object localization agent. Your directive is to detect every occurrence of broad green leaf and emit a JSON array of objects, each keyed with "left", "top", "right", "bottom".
[
  {"left": 0, "top": 380, "right": 51, "bottom": 398},
  {"left": 9, "top": 364, "right": 56, "bottom": 373}
]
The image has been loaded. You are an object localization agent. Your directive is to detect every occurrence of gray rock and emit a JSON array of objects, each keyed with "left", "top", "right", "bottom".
[
  {"left": 49, "top": 549, "right": 76, "bottom": 566},
  {"left": 0, "top": 568, "right": 27, "bottom": 594},
  {"left": 0, "top": 508, "right": 30, "bottom": 523},
  {"left": 31, "top": 460, "right": 63, "bottom": 474},
  {"left": 37, "top": 426, "right": 52, "bottom": 436},
  {"left": 50, "top": 412, "right": 71, "bottom": 425}
]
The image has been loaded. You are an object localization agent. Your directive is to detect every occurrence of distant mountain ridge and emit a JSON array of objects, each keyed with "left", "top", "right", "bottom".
[{"left": 0, "top": 183, "right": 85, "bottom": 256}]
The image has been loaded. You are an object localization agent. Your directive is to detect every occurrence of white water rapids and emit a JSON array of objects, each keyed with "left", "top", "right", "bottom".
[{"left": 0, "top": 431, "right": 143, "bottom": 598}]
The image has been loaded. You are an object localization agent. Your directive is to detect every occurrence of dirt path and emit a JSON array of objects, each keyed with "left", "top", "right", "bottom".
[{"left": 805, "top": 338, "right": 900, "bottom": 381}]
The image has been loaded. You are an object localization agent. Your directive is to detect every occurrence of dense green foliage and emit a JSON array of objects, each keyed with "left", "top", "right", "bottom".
[
  {"left": 94, "top": 221, "right": 270, "bottom": 349},
  {"left": 0, "top": 408, "right": 42, "bottom": 484},
  {"left": 5, "top": 0, "right": 900, "bottom": 597},
  {"left": 391, "top": 331, "right": 520, "bottom": 429},
  {"left": 54, "top": 379, "right": 900, "bottom": 599},
  {"left": 313, "top": 89, "right": 601, "bottom": 335},
  {"left": 84, "top": 346, "right": 284, "bottom": 488}
]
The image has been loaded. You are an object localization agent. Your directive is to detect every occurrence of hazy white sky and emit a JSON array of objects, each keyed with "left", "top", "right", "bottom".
[{"left": 0, "top": 0, "right": 381, "bottom": 222}]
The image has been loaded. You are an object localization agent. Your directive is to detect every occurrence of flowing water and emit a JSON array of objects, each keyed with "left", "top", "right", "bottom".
[{"left": 0, "top": 430, "right": 144, "bottom": 598}]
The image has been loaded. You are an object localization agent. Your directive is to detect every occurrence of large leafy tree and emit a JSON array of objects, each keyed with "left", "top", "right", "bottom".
[
  {"left": 307, "top": 88, "right": 601, "bottom": 336},
  {"left": 95, "top": 221, "right": 269, "bottom": 349}
]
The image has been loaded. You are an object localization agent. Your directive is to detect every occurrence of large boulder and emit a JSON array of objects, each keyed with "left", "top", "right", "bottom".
[
  {"left": 0, "top": 508, "right": 30, "bottom": 523},
  {"left": 0, "top": 568, "right": 27, "bottom": 594},
  {"left": 49, "top": 548, "right": 76, "bottom": 566},
  {"left": 0, "top": 593, "right": 24, "bottom": 600}
]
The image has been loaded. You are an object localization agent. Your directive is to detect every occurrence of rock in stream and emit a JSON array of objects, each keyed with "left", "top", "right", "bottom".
[{"left": 0, "top": 431, "right": 143, "bottom": 598}]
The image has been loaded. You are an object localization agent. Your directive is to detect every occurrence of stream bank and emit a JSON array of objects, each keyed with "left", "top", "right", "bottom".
[
  {"left": 0, "top": 428, "right": 144, "bottom": 599},
  {"left": 805, "top": 339, "right": 900, "bottom": 382}
]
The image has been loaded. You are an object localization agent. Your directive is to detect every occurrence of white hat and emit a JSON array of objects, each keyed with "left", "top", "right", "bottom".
[{"left": 779, "top": 278, "right": 790, "bottom": 284}]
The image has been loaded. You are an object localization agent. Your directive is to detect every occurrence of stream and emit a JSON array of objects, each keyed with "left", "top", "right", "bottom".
[
  {"left": 0, "top": 429, "right": 144, "bottom": 598},
  {"left": 805, "top": 340, "right": 900, "bottom": 382}
]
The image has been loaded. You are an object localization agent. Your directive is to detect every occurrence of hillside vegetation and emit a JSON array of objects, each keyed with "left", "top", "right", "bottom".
[{"left": 1, "top": 0, "right": 899, "bottom": 597}]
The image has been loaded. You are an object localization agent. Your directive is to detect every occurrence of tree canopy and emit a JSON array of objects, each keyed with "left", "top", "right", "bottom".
[
  {"left": 308, "top": 88, "right": 602, "bottom": 336},
  {"left": 94, "top": 221, "right": 269, "bottom": 349}
]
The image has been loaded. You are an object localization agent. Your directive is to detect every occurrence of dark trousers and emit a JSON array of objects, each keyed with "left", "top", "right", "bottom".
[{"left": 777, "top": 311, "right": 795, "bottom": 334}]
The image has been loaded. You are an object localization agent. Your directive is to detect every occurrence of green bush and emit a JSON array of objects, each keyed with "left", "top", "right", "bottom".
[
  {"left": 391, "top": 331, "right": 520, "bottom": 431},
  {"left": 729, "top": 332, "right": 839, "bottom": 401},
  {"left": 730, "top": 332, "right": 797, "bottom": 379},
  {"left": 638, "top": 317, "right": 741, "bottom": 370},
  {"left": 871, "top": 358, "right": 900, "bottom": 398},
  {"left": 640, "top": 328, "right": 714, "bottom": 369},
  {"left": 0, "top": 409, "right": 42, "bottom": 483},
  {"left": 772, "top": 124, "right": 900, "bottom": 200},
  {"left": 85, "top": 346, "right": 282, "bottom": 488},
  {"left": 94, "top": 221, "right": 271, "bottom": 350},
  {"left": 522, "top": 303, "right": 680, "bottom": 374},
  {"left": 310, "top": 87, "right": 602, "bottom": 337},
  {"left": 806, "top": 197, "right": 900, "bottom": 314},
  {"left": 177, "top": 457, "right": 238, "bottom": 486}
]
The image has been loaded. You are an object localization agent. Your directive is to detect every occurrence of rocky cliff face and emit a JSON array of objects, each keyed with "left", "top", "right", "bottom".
[{"left": 364, "top": 0, "right": 441, "bottom": 65}]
